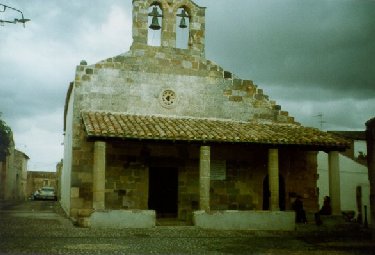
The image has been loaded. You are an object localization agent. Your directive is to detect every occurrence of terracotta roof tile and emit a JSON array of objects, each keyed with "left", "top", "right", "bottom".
[{"left": 81, "top": 111, "right": 350, "bottom": 149}]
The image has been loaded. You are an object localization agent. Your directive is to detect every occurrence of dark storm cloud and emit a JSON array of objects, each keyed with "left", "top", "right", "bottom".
[
  {"left": 0, "top": 0, "right": 132, "bottom": 169},
  {"left": 201, "top": 0, "right": 375, "bottom": 100},
  {"left": 0, "top": 0, "right": 374, "bottom": 169},
  {"left": 0, "top": 0, "right": 132, "bottom": 122}
]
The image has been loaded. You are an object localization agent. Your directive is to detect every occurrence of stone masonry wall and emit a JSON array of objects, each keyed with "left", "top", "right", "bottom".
[
  {"left": 68, "top": 127, "right": 318, "bottom": 221},
  {"left": 209, "top": 145, "right": 268, "bottom": 213},
  {"left": 73, "top": 47, "right": 294, "bottom": 124},
  {"left": 26, "top": 171, "right": 57, "bottom": 196},
  {"left": 178, "top": 159, "right": 199, "bottom": 222},
  {"left": 282, "top": 150, "right": 319, "bottom": 212},
  {"left": 69, "top": 122, "right": 94, "bottom": 219},
  {"left": 106, "top": 142, "right": 149, "bottom": 210},
  {"left": 68, "top": 9, "right": 297, "bottom": 218}
]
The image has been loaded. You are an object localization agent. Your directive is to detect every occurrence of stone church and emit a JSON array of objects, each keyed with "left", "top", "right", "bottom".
[{"left": 61, "top": 0, "right": 349, "bottom": 230}]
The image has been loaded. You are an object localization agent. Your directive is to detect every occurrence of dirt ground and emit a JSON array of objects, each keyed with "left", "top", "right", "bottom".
[{"left": 0, "top": 200, "right": 374, "bottom": 255}]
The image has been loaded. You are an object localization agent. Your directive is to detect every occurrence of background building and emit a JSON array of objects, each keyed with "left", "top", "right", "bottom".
[
  {"left": 318, "top": 131, "right": 370, "bottom": 224},
  {"left": 318, "top": 152, "right": 370, "bottom": 224},
  {"left": 0, "top": 142, "right": 29, "bottom": 200},
  {"left": 26, "top": 171, "right": 57, "bottom": 197}
]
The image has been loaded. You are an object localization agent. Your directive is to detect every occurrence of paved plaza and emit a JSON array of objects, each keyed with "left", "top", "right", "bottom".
[{"left": 0, "top": 200, "right": 374, "bottom": 255}]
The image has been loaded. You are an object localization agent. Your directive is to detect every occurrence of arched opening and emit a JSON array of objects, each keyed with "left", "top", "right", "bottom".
[
  {"left": 147, "top": 4, "right": 162, "bottom": 46},
  {"left": 176, "top": 7, "right": 189, "bottom": 49},
  {"left": 262, "top": 174, "right": 286, "bottom": 210}
]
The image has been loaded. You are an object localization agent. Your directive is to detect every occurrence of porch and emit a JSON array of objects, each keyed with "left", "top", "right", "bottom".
[{"left": 77, "top": 112, "right": 349, "bottom": 229}]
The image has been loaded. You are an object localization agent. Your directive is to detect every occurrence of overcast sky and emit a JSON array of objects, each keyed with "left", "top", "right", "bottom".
[{"left": 1, "top": 0, "right": 374, "bottom": 171}]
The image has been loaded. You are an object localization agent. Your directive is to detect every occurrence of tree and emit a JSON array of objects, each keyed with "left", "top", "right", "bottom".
[{"left": 0, "top": 113, "right": 13, "bottom": 161}]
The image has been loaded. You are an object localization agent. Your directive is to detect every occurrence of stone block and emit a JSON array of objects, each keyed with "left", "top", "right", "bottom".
[
  {"left": 255, "top": 94, "right": 264, "bottom": 100},
  {"left": 182, "top": 60, "right": 192, "bottom": 69},
  {"left": 172, "top": 59, "right": 181, "bottom": 66},
  {"left": 77, "top": 217, "right": 91, "bottom": 228},
  {"left": 223, "top": 90, "right": 232, "bottom": 96},
  {"left": 114, "top": 56, "right": 125, "bottom": 62},
  {"left": 85, "top": 68, "right": 93, "bottom": 75},
  {"left": 70, "top": 208, "right": 78, "bottom": 218},
  {"left": 71, "top": 187, "right": 79, "bottom": 198},
  {"left": 78, "top": 209, "right": 94, "bottom": 217},
  {"left": 232, "top": 90, "right": 247, "bottom": 97},
  {"left": 232, "top": 79, "right": 243, "bottom": 90},
  {"left": 243, "top": 80, "right": 253, "bottom": 86},
  {"left": 76, "top": 66, "right": 84, "bottom": 72},
  {"left": 229, "top": 96, "right": 243, "bottom": 102},
  {"left": 78, "top": 172, "right": 92, "bottom": 183},
  {"left": 71, "top": 197, "right": 84, "bottom": 208},
  {"left": 273, "top": 105, "right": 282, "bottom": 110},
  {"left": 82, "top": 75, "right": 91, "bottom": 81},
  {"left": 224, "top": 71, "right": 232, "bottom": 79}
]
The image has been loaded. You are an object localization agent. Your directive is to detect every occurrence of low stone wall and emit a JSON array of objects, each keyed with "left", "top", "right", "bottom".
[
  {"left": 193, "top": 210, "right": 296, "bottom": 231},
  {"left": 89, "top": 210, "right": 155, "bottom": 228}
]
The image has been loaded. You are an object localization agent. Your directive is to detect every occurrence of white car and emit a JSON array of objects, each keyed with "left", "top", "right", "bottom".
[{"left": 34, "top": 187, "right": 57, "bottom": 201}]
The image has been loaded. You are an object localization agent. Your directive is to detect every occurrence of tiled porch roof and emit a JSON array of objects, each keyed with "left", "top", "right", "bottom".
[{"left": 81, "top": 111, "right": 350, "bottom": 149}]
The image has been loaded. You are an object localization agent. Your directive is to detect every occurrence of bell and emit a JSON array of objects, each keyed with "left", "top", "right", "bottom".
[
  {"left": 149, "top": 16, "right": 161, "bottom": 30},
  {"left": 149, "top": 6, "right": 160, "bottom": 17},
  {"left": 148, "top": 6, "right": 162, "bottom": 30},
  {"left": 179, "top": 17, "right": 187, "bottom": 29},
  {"left": 177, "top": 9, "right": 189, "bottom": 29}
]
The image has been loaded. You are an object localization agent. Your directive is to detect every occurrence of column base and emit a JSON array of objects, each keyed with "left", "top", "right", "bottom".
[
  {"left": 193, "top": 210, "right": 295, "bottom": 231},
  {"left": 89, "top": 210, "right": 156, "bottom": 228}
]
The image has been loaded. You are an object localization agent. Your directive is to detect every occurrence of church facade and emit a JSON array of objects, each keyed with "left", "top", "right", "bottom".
[{"left": 61, "top": 0, "right": 349, "bottom": 229}]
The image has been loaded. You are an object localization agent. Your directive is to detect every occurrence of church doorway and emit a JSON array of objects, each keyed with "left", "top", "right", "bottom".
[
  {"left": 262, "top": 175, "right": 286, "bottom": 211},
  {"left": 148, "top": 167, "right": 178, "bottom": 218}
]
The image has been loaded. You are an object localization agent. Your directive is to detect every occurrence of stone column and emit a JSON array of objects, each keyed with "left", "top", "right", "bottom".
[
  {"left": 328, "top": 151, "right": 341, "bottom": 215},
  {"left": 93, "top": 141, "right": 106, "bottom": 210},
  {"left": 199, "top": 145, "right": 210, "bottom": 212},
  {"left": 268, "top": 148, "right": 280, "bottom": 211},
  {"left": 131, "top": 0, "right": 148, "bottom": 46},
  {"left": 161, "top": 8, "right": 175, "bottom": 48}
]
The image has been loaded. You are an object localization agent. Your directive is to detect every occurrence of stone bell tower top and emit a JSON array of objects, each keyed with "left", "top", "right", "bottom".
[{"left": 131, "top": 0, "right": 206, "bottom": 57}]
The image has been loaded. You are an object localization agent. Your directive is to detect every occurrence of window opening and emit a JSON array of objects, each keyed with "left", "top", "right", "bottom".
[
  {"left": 176, "top": 8, "right": 189, "bottom": 49},
  {"left": 148, "top": 4, "right": 162, "bottom": 46}
]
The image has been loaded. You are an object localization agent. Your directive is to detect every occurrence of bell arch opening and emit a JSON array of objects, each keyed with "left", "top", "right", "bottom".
[
  {"left": 176, "top": 7, "right": 190, "bottom": 49},
  {"left": 147, "top": 4, "right": 163, "bottom": 46}
]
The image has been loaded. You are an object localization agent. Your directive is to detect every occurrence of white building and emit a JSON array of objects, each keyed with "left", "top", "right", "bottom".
[{"left": 318, "top": 151, "right": 370, "bottom": 224}]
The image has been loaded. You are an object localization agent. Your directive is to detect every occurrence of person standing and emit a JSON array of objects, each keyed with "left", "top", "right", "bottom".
[{"left": 292, "top": 195, "right": 307, "bottom": 223}]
